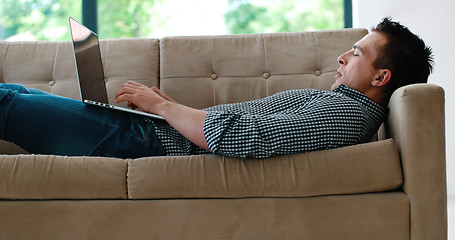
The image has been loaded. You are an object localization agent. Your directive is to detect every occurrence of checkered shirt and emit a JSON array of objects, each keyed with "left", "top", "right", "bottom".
[{"left": 154, "top": 84, "right": 385, "bottom": 158}]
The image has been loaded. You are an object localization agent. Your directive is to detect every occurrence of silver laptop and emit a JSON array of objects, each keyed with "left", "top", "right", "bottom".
[{"left": 69, "top": 17, "right": 164, "bottom": 121}]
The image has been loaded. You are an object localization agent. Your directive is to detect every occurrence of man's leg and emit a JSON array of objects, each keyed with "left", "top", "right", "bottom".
[{"left": 0, "top": 84, "right": 166, "bottom": 158}]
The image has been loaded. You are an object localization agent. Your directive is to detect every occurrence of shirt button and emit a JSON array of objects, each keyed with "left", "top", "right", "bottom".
[{"left": 314, "top": 70, "right": 322, "bottom": 76}]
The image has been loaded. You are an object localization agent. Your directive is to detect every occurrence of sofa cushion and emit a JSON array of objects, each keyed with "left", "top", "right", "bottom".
[
  {"left": 0, "top": 39, "right": 160, "bottom": 105},
  {"left": 127, "top": 139, "right": 402, "bottom": 199},
  {"left": 0, "top": 155, "right": 128, "bottom": 199},
  {"left": 0, "top": 140, "right": 27, "bottom": 155},
  {"left": 159, "top": 29, "right": 368, "bottom": 109}
]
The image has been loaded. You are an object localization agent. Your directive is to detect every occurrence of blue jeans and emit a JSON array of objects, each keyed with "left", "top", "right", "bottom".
[{"left": 0, "top": 84, "right": 166, "bottom": 158}]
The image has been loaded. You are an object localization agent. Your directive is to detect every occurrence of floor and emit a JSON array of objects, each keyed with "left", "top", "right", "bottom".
[{"left": 449, "top": 196, "right": 455, "bottom": 239}]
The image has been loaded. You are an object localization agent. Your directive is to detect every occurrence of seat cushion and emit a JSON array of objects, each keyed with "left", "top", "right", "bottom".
[
  {"left": 0, "top": 155, "right": 128, "bottom": 199},
  {"left": 128, "top": 139, "right": 403, "bottom": 199}
]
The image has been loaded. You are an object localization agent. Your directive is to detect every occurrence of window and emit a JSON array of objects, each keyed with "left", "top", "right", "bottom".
[
  {"left": 0, "top": 0, "right": 349, "bottom": 41},
  {"left": 0, "top": 0, "right": 82, "bottom": 41}
]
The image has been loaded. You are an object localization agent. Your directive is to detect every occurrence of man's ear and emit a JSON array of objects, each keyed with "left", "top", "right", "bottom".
[{"left": 372, "top": 69, "right": 392, "bottom": 87}]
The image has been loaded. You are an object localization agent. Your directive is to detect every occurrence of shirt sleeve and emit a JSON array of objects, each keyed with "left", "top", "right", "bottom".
[
  {"left": 204, "top": 111, "right": 270, "bottom": 158},
  {"left": 203, "top": 109, "right": 365, "bottom": 159}
]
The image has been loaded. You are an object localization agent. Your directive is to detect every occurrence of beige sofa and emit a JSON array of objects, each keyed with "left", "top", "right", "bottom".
[{"left": 0, "top": 29, "right": 447, "bottom": 240}]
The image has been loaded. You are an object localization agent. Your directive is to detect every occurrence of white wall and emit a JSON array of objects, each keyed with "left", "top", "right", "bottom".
[{"left": 353, "top": 0, "right": 455, "bottom": 194}]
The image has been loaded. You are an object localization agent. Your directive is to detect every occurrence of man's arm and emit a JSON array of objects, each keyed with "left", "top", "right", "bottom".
[{"left": 114, "top": 81, "right": 209, "bottom": 151}]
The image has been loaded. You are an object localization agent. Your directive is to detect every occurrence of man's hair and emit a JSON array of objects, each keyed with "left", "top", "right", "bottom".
[{"left": 371, "top": 17, "right": 434, "bottom": 95}]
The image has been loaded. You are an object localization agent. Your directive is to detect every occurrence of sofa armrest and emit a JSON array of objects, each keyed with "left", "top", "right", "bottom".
[{"left": 382, "top": 83, "right": 447, "bottom": 240}]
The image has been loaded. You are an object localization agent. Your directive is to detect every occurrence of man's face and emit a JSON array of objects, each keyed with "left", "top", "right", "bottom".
[{"left": 331, "top": 32, "right": 388, "bottom": 92}]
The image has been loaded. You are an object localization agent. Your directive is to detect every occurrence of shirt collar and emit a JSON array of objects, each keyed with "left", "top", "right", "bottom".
[{"left": 333, "top": 84, "right": 386, "bottom": 118}]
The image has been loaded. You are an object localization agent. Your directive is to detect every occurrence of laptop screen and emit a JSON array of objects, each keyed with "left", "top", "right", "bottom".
[{"left": 69, "top": 17, "right": 109, "bottom": 103}]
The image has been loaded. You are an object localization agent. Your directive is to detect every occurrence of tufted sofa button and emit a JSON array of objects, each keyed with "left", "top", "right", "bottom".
[
  {"left": 263, "top": 73, "right": 270, "bottom": 79},
  {"left": 49, "top": 80, "right": 55, "bottom": 86},
  {"left": 210, "top": 73, "right": 218, "bottom": 80},
  {"left": 105, "top": 78, "right": 108, "bottom": 83},
  {"left": 314, "top": 70, "right": 322, "bottom": 76}
]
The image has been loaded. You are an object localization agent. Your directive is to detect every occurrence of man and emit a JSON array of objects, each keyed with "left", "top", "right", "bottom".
[{"left": 0, "top": 17, "right": 433, "bottom": 159}]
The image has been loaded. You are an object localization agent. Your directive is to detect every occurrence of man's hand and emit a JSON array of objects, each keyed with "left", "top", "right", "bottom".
[
  {"left": 114, "top": 81, "right": 209, "bottom": 151},
  {"left": 114, "top": 81, "right": 174, "bottom": 114}
]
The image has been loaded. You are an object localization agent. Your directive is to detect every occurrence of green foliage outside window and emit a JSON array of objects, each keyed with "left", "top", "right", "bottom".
[
  {"left": 0, "top": 0, "right": 344, "bottom": 41},
  {"left": 224, "top": 0, "right": 343, "bottom": 34},
  {"left": 0, "top": 0, "right": 82, "bottom": 40},
  {"left": 97, "top": 0, "right": 163, "bottom": 39}
]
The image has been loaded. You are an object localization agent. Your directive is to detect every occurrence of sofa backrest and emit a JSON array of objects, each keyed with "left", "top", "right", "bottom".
[
  {"left": 160, "top": 28, "right": 368, "bottom": 109},
  {"left": 0, "top": 39, "right": 160, "bottom": 107}
]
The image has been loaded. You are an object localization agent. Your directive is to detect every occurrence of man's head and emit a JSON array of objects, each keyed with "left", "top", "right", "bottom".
[
  {"left": 371, "top": 17, "right": 434, "bottom": 95},
  {"left": 332, "top": 17, "right": 434, "bottom": 104}
]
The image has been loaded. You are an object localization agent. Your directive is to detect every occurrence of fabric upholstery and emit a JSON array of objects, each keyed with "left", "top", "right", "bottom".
[
  {"left": 160, "top": 29, "right": 368, "bottom": 109},
  {"left": 381, "top": 83, "right": 447, "bottom": 240},
  {"left": 0, "top": 39, "right": 160, "bottom": 105},
  {"left": 0, "top": 155, "right": 128, "bottom": 199},
  {"left": 0, "top": 139, "right": 402, "bottom": 200},
  {"left": 0, "top": 193, "right": 409, "bottom": 240},
  {"left": 128, "top": 139, "right": 402, "bottom": 199}
]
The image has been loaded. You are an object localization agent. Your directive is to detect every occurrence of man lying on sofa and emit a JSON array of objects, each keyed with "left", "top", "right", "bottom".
[{"left": 0, "top": 17, "right": 433, "bottom": 159}]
